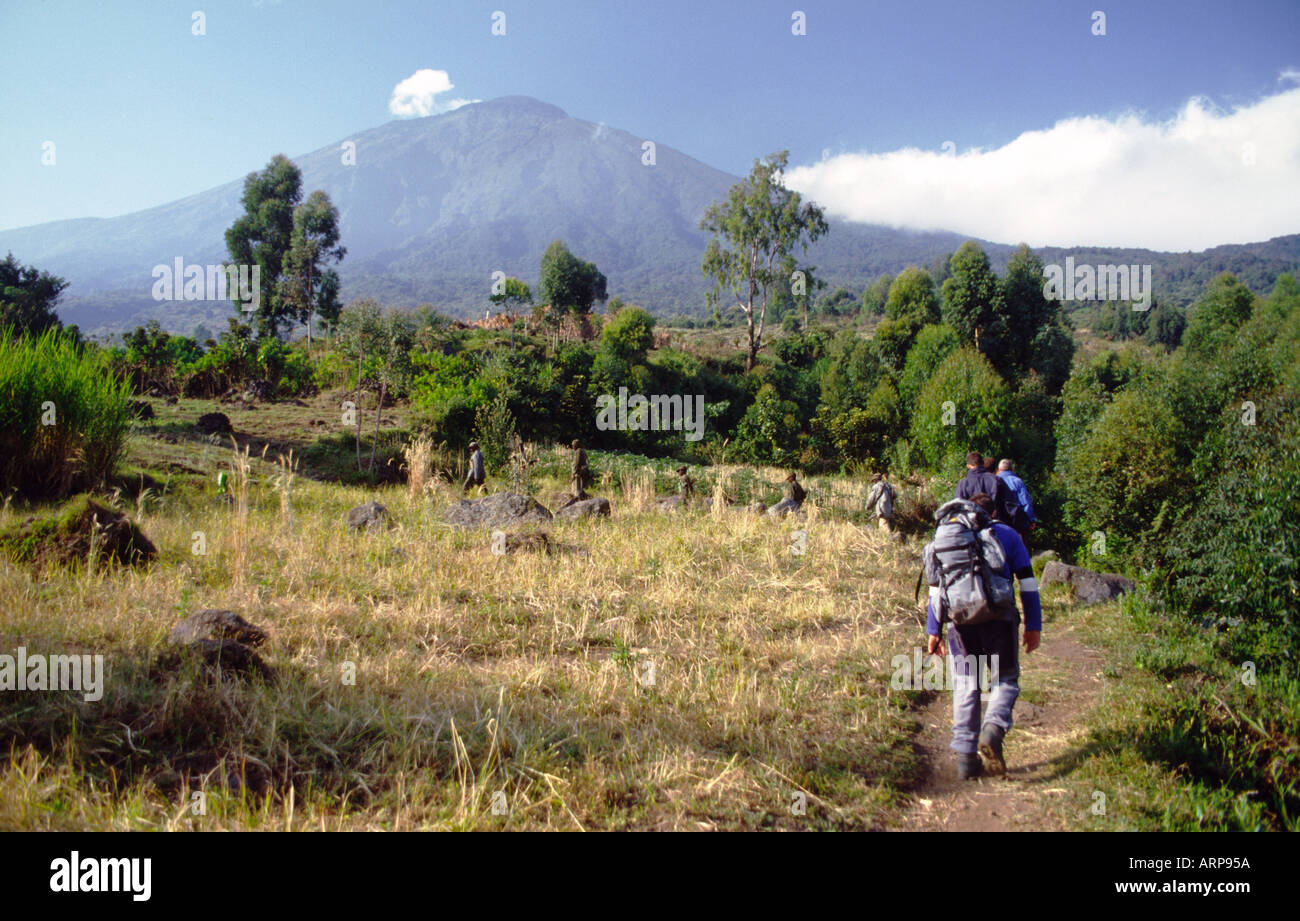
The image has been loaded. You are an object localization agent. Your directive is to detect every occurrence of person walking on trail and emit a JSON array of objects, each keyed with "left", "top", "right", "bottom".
[
  {"left": 676, "top": 465, "right": 695, "bottom": 502},
  {"left": 956, "top": 451, "right": 1021, "bottom": 525},
  {"left": 865, "top": 472, "right": 896, "bottom": 532},
  {"left": 996, "top": 458, "right": 1037, "bottom": 546},
  {"left": 925, "top": 492, "right": 1041, "bottom": 780},
  {"left": 463, "top": 441, "right": 486, "bottom": 495},
  {"left": 570, "top": 439, "right": 592, "bottom": 499},
  {"left": 767, "top": 471, "right": 806, "bottom": 518}
]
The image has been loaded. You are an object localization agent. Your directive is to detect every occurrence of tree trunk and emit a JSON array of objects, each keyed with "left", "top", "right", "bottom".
[
  {"left": 368, "top": 379, "right": 386, "bottom": 476},
  {"left": 354, "top": 354, "right": 364, "bottom": 472}
]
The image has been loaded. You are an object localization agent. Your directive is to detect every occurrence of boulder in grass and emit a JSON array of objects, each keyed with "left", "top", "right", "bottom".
[
  {"left": 170, "top": 609, "right": 268, "bottom": 647},
  {"left": 557, "top": 497, "right": 611, "bottom": 519},
  {"left": 444, "top": 491, "right": 553, "bottom": 529},
  {"left": 0, "top": 494, "right": 155, "bottom": 569},
  {"left": 654, "top": 495, "right": 685, "bottom": 514},
  {"left": 166, "top": 610, "right": 274, "bottom": 681},
  {"left": 1040, "top": 561, "right": 1135, "bottom": 604},
  {"left": 346, "top": 500, "right": 392, "bottom": 532},
  {"left": 747, "top": 501, "right": 768, "bottom": 515},
  {"left": 194, "top": 411, "right": 233, "bottom": 435}
]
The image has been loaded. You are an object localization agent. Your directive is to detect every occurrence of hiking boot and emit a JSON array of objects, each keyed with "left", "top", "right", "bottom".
[
  {"left": 978, "top": 724, "right": 1006, "bottom": 775},
  {"left": 956, "top": 753, "right": 983, "bottom": 781}
]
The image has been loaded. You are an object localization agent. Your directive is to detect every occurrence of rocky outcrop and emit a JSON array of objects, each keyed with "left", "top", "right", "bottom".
[
  {"left": 1040, "top": 561, "right": 1135, "bottom": 604},
  {"left": 445, "top": 492, "right": 553, "bottom": 529},
  {"left": 166, "top": 609, "right": 273, "bottom": 680},
  {"left": 556, "top": 497, "right": 611, "bottom": 519},
  {"left": 346, "top": 500, "right": 392, "bottom": 532}
]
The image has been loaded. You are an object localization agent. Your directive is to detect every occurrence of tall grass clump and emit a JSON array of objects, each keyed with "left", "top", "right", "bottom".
[{"left": 0, "top": 329, "right": 133, "bottom": 500}]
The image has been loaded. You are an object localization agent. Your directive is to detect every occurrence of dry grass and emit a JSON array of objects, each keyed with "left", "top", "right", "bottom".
[{"left": 0, "top": 441, "right": 935, "bottom": 831}]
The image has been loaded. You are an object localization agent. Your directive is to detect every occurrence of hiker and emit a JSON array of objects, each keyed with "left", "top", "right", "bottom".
[
  {"left": 924, "top": 492, "right": 1041, "bottom": 780},
  {"left": 570, "top": 439, "right": 592, "bottom": 499},
  {"left": 956, "top": 451, "right": 1021, "bottom": 524},
  {"left": 463, "top": 441, "right": 486, "bottom": 495},
  {"left": 865, "top": 472, "right": 896, "bottom": 532},
  {"left": 983, "top": 455, "right": 997, "bottom": 474},
  {"left": 676, "top": 465, "right": 695, "bottom": 502},
  {"left": 996, "top": 458, "right": 1037, "bottom": 545},
  {"left": 767, "top": 471, "right": 806, "bottom": 518}
]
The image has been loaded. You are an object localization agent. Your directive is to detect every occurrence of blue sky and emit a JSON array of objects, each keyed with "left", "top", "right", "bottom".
[{"left": 2, "top": 0, "right": 1298, "bottom": 246}]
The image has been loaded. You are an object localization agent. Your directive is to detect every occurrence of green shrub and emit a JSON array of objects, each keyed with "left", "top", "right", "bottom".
[
  {"left": 0, "top": 330, "right": 132, "bottom": 500},
  {"left": 909, "top": 347, "right": 1015, "bottom": 470},
  {"left": 1059, "top": 387, "right": 1184, "bottom": 559}
]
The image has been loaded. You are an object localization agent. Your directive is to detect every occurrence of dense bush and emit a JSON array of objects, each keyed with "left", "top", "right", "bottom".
[
  {"left": 0, "top": 329, "right": 132, "bottom": 500},
  {"left": 910, "top": 347, "right": 1016, "bottom": 470}
]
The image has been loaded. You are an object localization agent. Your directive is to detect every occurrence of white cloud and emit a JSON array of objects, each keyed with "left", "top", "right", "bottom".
[
  {"left": 388, "top": 69, "right": 478, "bottom": 118},
  {"left": 785, "top": 84, "right": 1300, "bottom": 251},
  {"left": 1280, "top": 67, "right": 1300, "bottom": 85}
]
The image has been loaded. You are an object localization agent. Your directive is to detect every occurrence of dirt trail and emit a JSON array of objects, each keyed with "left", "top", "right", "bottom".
[{"left": 895, "top": 625, "right": 1105, "bottom": 831}]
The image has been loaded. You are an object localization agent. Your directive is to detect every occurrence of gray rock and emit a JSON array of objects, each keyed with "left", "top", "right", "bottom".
[
  {"left": 654, "top": 495, "right": 684, "bottom": 513},
  {"left": 1040, "top": 561, "right": 1134, "bottom": 604},
  {"left": 170, "top": 609, "right": 268, "bottom": 647},
  {"left": 1032, "top": 549, "right": 1059, "bottom": 567},
  {"left": 444, "top": 491, "right": 553, "bottom": 529},
  {"left": 346, "top": 500, "right": 392, "bottom": 532},
  {"left": 167, "top": 611, "right": 273, "bottom": 681},
  {"left": 556, "top": 496, "right": 611, "bottom": 519},
  {"left": 747, "top": 501, "right": 767, "bottom": 515}
]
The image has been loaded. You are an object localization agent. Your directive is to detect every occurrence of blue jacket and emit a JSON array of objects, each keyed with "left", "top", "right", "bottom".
[
  {"left": 997, "top": 471, "right": 1036, "bottom": 523},
  {"left": 926, "top": 521, "right": 1041, "bottom": 635}
]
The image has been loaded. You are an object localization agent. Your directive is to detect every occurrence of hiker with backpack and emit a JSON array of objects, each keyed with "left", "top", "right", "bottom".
[
  {"left": 767, "top": 472, "right": 807, "bottom": 518},
  {"left": 865, "top": 472, "right": 896, "bottom": 532},
  {"left": 463, "top": 441, "right": 486, "bottom": 495},
  {"left": 956, "top": 451, "right": 1022, "bottom": 525},
  {"left": 996, "top": 458, "right": 1037, "bottom": 546},
  {"left": 922, "top": 492, "right": 1041, "bottom": 780}
]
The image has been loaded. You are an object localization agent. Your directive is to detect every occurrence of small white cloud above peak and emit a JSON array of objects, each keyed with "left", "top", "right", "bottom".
[{"left": 388, "top": 69, "right": 479, "bottom": 118}]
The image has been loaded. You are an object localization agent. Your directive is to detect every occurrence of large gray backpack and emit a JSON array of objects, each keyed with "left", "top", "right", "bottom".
[{"left": 922, "top": 499, "right": 1016, "bottom": 627}]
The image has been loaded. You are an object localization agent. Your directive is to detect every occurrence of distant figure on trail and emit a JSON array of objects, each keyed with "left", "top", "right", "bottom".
[
  {"left": 956, "top": 451, "right": 1021, "bottom": 524},
  {"left": 767, "top": 471, "right": 806, "bottom": 518},
  {"left": 926, "top": 491, "right": 1041, "bottom": 781},
  {"left": 996, "top": 458, "right": 1037, "bottom": 546},
  {"left": 865, "top": 472, "right": 896, "bottom": 532},
  {"left": 463, "top": 441, "right": 486, "bottom": 495},
  {"left": 676, "top": 465, "right": 695, "bottom": 502},
  {"left": 570, "top": 439, "right": 592, "bottom": 499}
]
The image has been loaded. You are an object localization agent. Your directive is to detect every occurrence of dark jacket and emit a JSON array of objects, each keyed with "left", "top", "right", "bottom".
[{"left": 955, "top": 468, "right": 1021, "bottom": 523}]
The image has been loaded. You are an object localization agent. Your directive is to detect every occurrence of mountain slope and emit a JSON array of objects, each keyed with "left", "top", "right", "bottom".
[{"left": 1, "top": 95, "right": 1297, "bottom": 335}]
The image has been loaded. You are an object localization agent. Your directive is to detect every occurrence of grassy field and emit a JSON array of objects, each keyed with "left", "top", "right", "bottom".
[{"left": 0, "top": 395, "right": 1287, "bottom": 831}]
